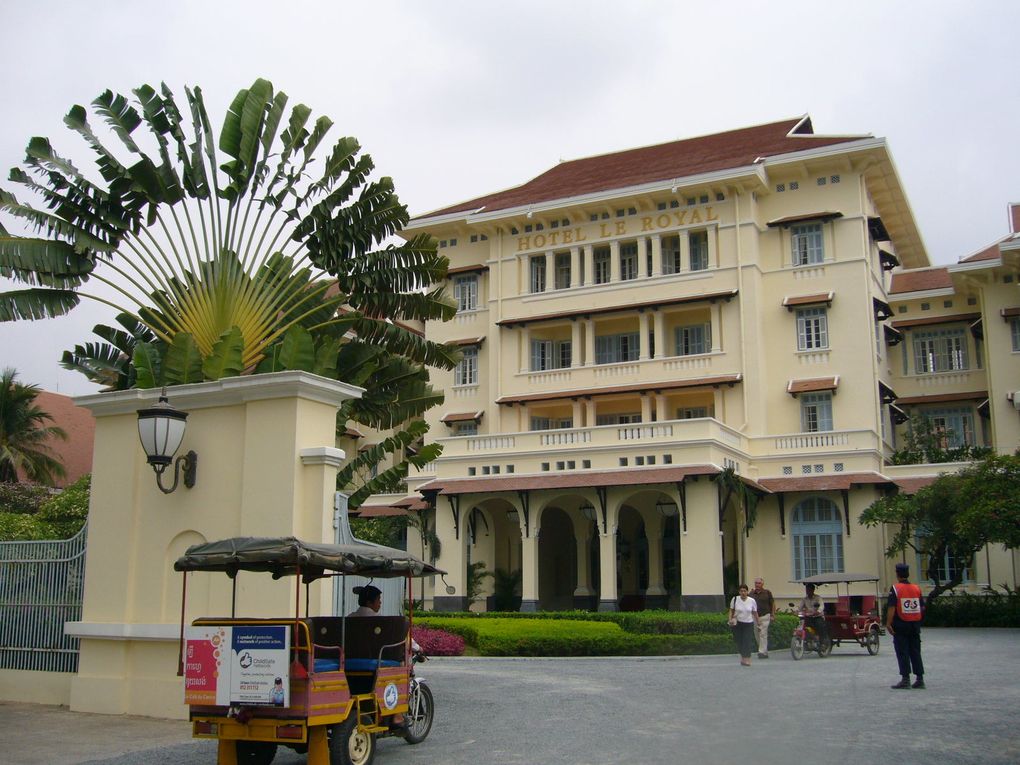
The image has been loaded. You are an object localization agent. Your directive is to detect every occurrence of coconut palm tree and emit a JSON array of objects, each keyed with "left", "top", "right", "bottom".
[
  {"left": 0, "top": 79, "right": 458, "bottom": 498},
  {"left": 0, "top": 368, "right": 66, "bottom": 485}
]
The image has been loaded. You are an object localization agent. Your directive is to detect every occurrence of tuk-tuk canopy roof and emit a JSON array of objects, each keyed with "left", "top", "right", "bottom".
[
  {"left": 793, "top": 572, "right": 880, "bottom": 585},
  {"left": 173, "top": 536, "right": 445, "bottom": 581}
]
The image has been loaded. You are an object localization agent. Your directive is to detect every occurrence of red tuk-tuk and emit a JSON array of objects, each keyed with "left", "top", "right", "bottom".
[
  {"left": 791, "top": 572, "right": 885, "bottom": 659},
  {"left": 174, "top": 536, "right": 443, "bottom": 765}
]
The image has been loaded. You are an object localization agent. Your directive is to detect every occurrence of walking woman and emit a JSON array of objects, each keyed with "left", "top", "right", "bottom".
[{"left": 729, "top": 584, "right": 760, "bottom": 666}]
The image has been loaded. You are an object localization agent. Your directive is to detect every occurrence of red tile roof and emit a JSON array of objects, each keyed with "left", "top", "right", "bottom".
[
  {"left": 495, "top": 373, "right": 742, "bottom": 405},
  {"left": 757, "top": 472, "right": 891, "bottom": 493},
  {"left": 959, "top": 242, "right": 1003, "bottom": 263},
  {"left": 892, "top": 476, "right": 939, "bottom": 494},
  {"left": 787, "top": 377, "right": 839, "bottom": 395},
  {"left": 29, "top": 392, "right": 95, "bottom": 487},
  {"left": 418, "top": 117, "right": 867, "bottom": 219},
  {"left": 889, "top": 268, "right": 952, "bottom": 294},
  {"left": 890, "top": 312, "right": 980, "bottom": 329},
  {"left": 353, "top": 505, "right": 409, "bottom": 518},
  {"left": 418, "top": 464, "right": 720, "bottom": 495}
]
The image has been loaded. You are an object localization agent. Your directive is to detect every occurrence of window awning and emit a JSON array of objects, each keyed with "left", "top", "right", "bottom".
[
  {"left": 766, "top": 211, "right": 843, "bottom": 228},
  {"left": 1001, "top": 306, "right": 1020, "bottom": 320},
  {"left": 891, "top": 312, "right": 981, "bottom": 329},
  {"left": 894, "top": 390, "right": 989, "bottom": 406},
  {"left": 879, "top": 250, "right": 900, "bottom": 271},
  {"left": 497, "top": 289, "right": 738, "bottom": 328},
  {"left": 889, "top": 404, "right": 909, "bottom": 425},
  {"left": 447, "top": 263, "right": 489, "bottom": 276},
  {"left": 495, "top": 374, "right": 742, "bottom": 405},
  {"left": 343, "top": 427, "right": 364, "bottom": 439},
  {"left": 872, "top": 297, "right": 894, "bottom": 321},
  {"left": 440, "top": 411, "right": 484, "bottom": 424},
  {"left": 446, "top": 336, "right": 485, "bottom": 347},
  {"left": 787, "top": 376, "right": 838, "bottom": 397},
  {"left": 352, "top": 505, "right": 410, "bottom": 518},
  {"left": 878, "top": 381, "right": 898, "bottom": 405},
  {"left": 782, "top": 291, "right": 834, "bottom": 311},
  {"left": 883, "top": 324, "right": 903, "bottom": 346},
  {"left": 868, "top": 217, "right": 891, "bottom": 241}
]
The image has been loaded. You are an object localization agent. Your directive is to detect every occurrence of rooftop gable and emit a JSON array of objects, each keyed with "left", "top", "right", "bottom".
[{"left": 889, "top": 267, "right": 952, "bottom": 294}]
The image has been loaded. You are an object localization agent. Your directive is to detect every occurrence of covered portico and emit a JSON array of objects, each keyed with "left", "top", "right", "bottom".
[{"left": 419, "top": 465, "right": 731, "bottom": 613}]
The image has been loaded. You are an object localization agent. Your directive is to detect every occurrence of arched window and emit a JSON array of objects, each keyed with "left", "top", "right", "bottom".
[{"left": 791, "top": 497, "right": 844, "bottom": 579}]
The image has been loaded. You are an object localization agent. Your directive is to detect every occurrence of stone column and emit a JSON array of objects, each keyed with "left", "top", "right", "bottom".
[
  {"left": 640, "top": 394, "right": 653, "bottom": 423},
  {"left": 585, "top": 398, "right": 597, "bottom": 426},
  {"left": 643, "top": 512, "right": 667, "bottom": 608},
  {"left": 650, "top": 234, "right": 662, "bottom": 276},
  {"left": 583, "top": 245, "right": 594, "bottom": 287},
  {"left": 434, "top": 495, "right": 468, "bottom": 612},
  {"left": 572, "top": 519, "right": 595, "bottom": 610},
  {"left": 572, "top": 399, "right": 584, "bottom": 427},
  {"left": 570, "top": 246, "right": 581, "bottom": 288},
  {"left": 707, "top": 227, "right": 718, "bottom": 268},
  {"left": 520, "top": 534, "right": 540, "bottom": 612},
  {"left": 679, "top": 479, "right": 725, "bottom": 611},
  {"left": 520, "top": 326, "right": 531, "bottom": 373},
  {"left": 543, "top": 250, "right": 553, "bottom": 290},
  {"left": 711, "top": 303, "right": 721, "bottom": 353},
  {"left": 639, "top": 312, "right": 651, "bottom": 360},
  {"left": 655, "top": 393, "right": 668, "bottom": 422},
  {"left": 597, "top": 527, "right": 619, "bottom": 611},
  {"left": 610, "top": 241, "right": 621, "bottom": 283},
  {"left": 653, "top": 311, "right": 666, "bottom": 359},
  {"left": 637, "top": 236, "right": 648, "bottom": 278},
  {"left": 571, "top": 320, "right": 582, "bottom": 368},
  {"left": 585, "top": 319, "right": 596, "bottom": 366},
  {"left": 679, "top": 231, "right": 691, "bottom": 272}
]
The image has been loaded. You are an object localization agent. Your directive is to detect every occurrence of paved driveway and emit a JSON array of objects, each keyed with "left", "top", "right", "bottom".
[{"left": 3, "top": 628, "right": 1018, "bottom": 765}]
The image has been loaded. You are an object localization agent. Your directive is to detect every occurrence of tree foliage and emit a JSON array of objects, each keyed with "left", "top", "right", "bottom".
[
  {"left": 0, "top": 473, "right": 89, "bottom": 541},
  {"left": 1, "top": 79, "right": 461, "bottom": 500},
  {"left": 0, "top": 368, "right": 66, "bottom": 485},
  {"left": 889, "top": 414, "right": 993, "bottom": 465},
  {"left": 860, "top": 453, "right": 1020, "bottom": 600}
]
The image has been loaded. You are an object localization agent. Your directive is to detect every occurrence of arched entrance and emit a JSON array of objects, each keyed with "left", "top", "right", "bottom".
[{"left": 537, "top": 506, "right": 575, "bottom": 610}]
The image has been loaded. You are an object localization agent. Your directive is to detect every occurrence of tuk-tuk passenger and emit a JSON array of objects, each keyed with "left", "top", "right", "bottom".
[{"left": 798, "top": 583, "right": 829, "bottom": 644}]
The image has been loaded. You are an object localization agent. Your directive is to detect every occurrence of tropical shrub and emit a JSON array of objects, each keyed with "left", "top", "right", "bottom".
[{"left": 411, "top": 624, "right": 465, "bottom": 656}]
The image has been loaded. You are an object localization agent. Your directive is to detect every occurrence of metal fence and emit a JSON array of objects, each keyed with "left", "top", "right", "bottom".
[{"left": 0, "top": 525, "right": 87, "bottom": 672}]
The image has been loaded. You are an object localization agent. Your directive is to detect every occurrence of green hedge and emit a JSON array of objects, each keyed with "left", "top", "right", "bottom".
[
  {"left": 417, "top": 612, "right": 798, "bottom": 657},
  {"left": 924, "top": 591, "right": 1020, "bottom": 628}
]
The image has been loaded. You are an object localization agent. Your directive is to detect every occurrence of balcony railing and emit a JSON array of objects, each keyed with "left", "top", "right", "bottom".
[{"left": 519, "top": 351, "right": 730, "bottom": 393}]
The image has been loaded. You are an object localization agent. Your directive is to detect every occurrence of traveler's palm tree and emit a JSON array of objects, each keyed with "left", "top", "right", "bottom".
[
  {"left": 0, "top": 368, "right": 66, "bottom": 485},
  {"left": 0, "top": 79, "right": 457, "bottom": 498}
]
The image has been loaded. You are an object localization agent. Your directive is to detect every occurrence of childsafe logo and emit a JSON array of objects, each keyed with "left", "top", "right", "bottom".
[{"left": 383, "top": 683, "right": 399, "bottom": 710}]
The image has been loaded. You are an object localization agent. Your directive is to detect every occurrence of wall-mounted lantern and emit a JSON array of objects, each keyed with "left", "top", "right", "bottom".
[{"left": 137, "top": 389, "right": 197, "bottom": 494}]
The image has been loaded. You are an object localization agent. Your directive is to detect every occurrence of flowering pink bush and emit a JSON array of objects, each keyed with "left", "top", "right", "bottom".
[{"left": 412, "top": 624, "right": 465, "bottom": 656}]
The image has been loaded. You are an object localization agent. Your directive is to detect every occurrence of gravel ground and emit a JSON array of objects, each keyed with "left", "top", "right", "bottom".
[{"left": 3, "top": 628, "right": 1018, "bottom": 765}]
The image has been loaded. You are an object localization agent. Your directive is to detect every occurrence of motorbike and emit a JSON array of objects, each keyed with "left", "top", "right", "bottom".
[{"left": 789, "top": 606, "right": 833, "bottom": 660}]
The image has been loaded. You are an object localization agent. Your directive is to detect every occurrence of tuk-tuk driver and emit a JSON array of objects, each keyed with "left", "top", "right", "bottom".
[
  {"left": 798, "top": 583, "right": 829, "bottom": 644},
  {"left": 348, "top": 584, "right": 383, "bottom": 616}
]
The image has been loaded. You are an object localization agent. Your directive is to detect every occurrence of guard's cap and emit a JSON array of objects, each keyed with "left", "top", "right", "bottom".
[{"left": 895, "top": 562, "right": 910, "bottom": 576}]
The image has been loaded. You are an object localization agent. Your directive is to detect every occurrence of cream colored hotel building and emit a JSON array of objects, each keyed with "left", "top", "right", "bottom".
[{"left": 367, "top": 117, "right": 1020, "bottom": 612}]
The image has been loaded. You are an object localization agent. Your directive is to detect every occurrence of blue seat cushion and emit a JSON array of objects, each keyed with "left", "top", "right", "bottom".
[
  {"left": 313, "top": 658, "right": 341, "bottom": 672},
  {"left": 344, "top": 658, "right": 400, "bottom": 672}
]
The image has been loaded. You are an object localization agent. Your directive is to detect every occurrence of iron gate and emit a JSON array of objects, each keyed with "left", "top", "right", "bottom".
[{"left": 0, "top": 525, "right": 86, "bottom": 672}]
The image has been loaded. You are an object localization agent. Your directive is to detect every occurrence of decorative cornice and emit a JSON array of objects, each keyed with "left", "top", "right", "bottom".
[{"left": 74, "top": 371, "right": 364, "bottom": 417}]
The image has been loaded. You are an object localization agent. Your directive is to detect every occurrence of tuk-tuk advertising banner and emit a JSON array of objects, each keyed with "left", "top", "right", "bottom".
[
  {"left": 229, "top": 626, "right": 290, "bottom": 707},
  {"left": 184, "top": 625, "right": 290, "bottom": 707},
  {"left": 184, "top": 625, "right": 230, "bottom": 706}
]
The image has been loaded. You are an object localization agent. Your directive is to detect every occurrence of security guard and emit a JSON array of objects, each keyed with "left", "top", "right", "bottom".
[{"left": 886, "top": 561, "right": 925, "bottom": 689}]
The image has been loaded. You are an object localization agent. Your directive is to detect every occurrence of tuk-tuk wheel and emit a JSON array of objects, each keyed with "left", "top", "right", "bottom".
[
  {"left": 330, "top": 716, "right": 376, "bottom": 765},
  {"left": 235, "top": 741, "right": 277, "bottom": 765},
  {"left": 403, "top": 681, "right": 435, "bottom": 745},
  {"left": 866, "top": 627, "right": 880, "bottom": 655}
]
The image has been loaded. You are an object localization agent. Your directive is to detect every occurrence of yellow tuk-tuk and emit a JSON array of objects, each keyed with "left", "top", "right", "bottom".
[{"left": 174, "top": 536, "right": 442, "bottom": 765}]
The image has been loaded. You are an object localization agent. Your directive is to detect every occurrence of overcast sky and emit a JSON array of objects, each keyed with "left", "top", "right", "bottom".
[{"left": 1, "top": 0, "right": 1018, "bottom": 395}]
